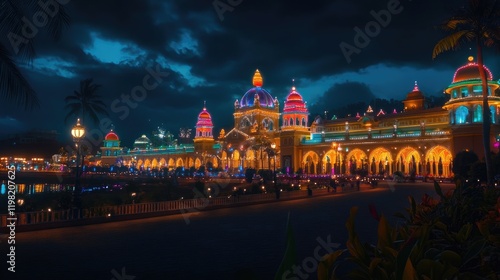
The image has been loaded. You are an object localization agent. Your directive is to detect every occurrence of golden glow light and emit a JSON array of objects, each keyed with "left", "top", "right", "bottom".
[
  {"left": 71, "top": 118, "right": 85, "bottom": 139},
  {"left": 252, "top": 69, "right": 263, "bottom": 87}
]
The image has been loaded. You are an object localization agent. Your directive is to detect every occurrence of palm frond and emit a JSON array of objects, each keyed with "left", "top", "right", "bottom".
[
  {"left": 64, "top": 105, "right": 80, "bottom": 124},
  {"left": 64, "top": 78, "right": 108, "bottom": 125},
  {"left": 432, "top": 30, "right": 473, "bottom": 59},
  {"left": 0, "top": 43, "right": 39, "bottom": 110}
]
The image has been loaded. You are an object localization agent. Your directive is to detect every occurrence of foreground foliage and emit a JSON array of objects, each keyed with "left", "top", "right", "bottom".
[{"left": 318, "top": 181, "right": 500, "bottom": 279}]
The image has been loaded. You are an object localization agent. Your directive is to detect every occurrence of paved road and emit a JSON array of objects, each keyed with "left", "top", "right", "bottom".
[{"left": 1, "top": 182, "right": 453, "bottom": 280}]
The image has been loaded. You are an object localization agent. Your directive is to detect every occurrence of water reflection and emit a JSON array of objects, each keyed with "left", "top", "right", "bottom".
[{"left": 0, "top": 181, "right": 124, "bottom": 195}]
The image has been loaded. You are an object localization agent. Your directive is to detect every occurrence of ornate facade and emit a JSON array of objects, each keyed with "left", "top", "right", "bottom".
[{"left": 98, "top": 57, "right": 500, "bottom": 177}]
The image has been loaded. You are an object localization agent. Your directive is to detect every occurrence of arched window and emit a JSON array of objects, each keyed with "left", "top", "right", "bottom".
[
  {"left": 473, "top": 86, "right": 483, "bottom": 96},
  {"left": 284, "top": 119, "right": 288, "bottom": 126},
  {"left": 452, "top": 89, "right": 458, "bottom": 99},
  {"left": 301, "top": 118, "right": 306, "bottom": 126},
  {"left": 460, "top": 87, "right": 469, "bottom": 97},
  {"left": 296, "top": 118, "right": 300, "bottom": 126},
  {"left": 491, "top": 105, "right": 497, "bottom": 124},
  {"left": 290, "top": 118, "right": 294, "bottom": 126},
  {"left": 473, "top": 105, "right": 482, "bottom": 123},
  {"left": 455, "top": 106, "right": 469, "bottom": 124}
]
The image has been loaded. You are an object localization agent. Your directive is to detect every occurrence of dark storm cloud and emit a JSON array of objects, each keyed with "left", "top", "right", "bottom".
[
  {"left": 1, "top": 0, "right": 499, "bottom": 146},
  {"left": 308, "top": 81, "right": 376, "bottom": 114}
]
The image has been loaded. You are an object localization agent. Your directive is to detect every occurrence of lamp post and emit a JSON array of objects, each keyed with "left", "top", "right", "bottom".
[
  {"left": 71, "top": 118, "right": 85, "bottom": 214},
  {"left": 337, "top": 145, "right": 342, "bottom": 175},
  {"left": 271, "top": 143, "right": 277, "bottom": 189}
]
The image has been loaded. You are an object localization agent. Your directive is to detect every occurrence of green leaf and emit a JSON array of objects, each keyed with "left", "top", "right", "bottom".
[
  {"left": 402, "top": 257, "right": 417, "bottom": 280},
  {"left": 368, "top": 257, "right": 382, "bottom": 273},
  {"left": 462, "top": 239, "right": 486, "bottom": 267},
  {"left": 408, "top": 196, "right": 416, "bottom": 220},
  {"left": 437, "top": 250, "right": 462, "bottom": 267},
  {"left": 395, "top": 238, "right": 415, "bottom": 280},
  {"left": 416, "top": 259, "right": 445, "bottom": 278},
  {"left": 377, "top": 215, "right": 393, "bottom": 249},
  {"left": 456, "top": 223, "right": 472, "bottom": 243},
  {"left": 434, "top": 180, "right": 446, "bottom": 200},
  {"left": 317, "top": 250, "right": 345, "bottom": 280}
]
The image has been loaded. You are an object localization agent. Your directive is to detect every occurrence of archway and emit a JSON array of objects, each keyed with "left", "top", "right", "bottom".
[
  {"left": 245, "top": 149, "right": 256, "bottom": 169},
  {"left": 232, "top": 150, "right": 240, "bottom": 170},
  {"left": 425, "top": 145, "right": 453, "bottom": 177},
  {"left": 345, "top": 148, "right": 368, "bottom": 174},
  {"left": 194, "top": 158, "right": 201, "bottom": 169},
  {"left": 322, "top": 149, "right": 337, "bottom": 174},
  {"left": 168, "top": 158, "right": 175, "bottom": 168},
  {"left": 176, "top": 158, "right": 184, "bottom": 168},
  {"left": 302, "top": 151, "right": 319, "bottom": 175},
  {"left": 159, "top": 158, "right": 166, "bottom": 167},
  {"left": 368, "top": 148, "right": 393, "bottom": 175},
  {"left": 151, "top": 158, "right": 158, "bottom": 169},
  {"left": 396, "top": 147, "right": 421, "bottom": 175}
]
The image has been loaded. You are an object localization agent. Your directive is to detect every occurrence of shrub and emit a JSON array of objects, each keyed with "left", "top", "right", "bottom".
[{"left": 317, "top": 181, "right": 500, "bottom": 279}]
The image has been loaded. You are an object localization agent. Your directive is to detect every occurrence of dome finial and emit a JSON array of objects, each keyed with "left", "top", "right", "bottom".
[
  {"left": 292, "top": 78, "right": 296, "bottom": 91},
  {"left": 253, "top": 69, "right": 263, "bottom": 87},
  {"left": 413, "top": 81, "right": 419, "bottom": 91},
  {"left": 203, "top": 100, "right": 206, "bottom": 109}
]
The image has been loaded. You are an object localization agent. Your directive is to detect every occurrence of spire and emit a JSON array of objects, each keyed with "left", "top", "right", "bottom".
[
  {"left": 203, "top": 100, "right": 206, "bottom": 110},
  {"left": 252, "top": 69, "right": 263, "bottom": 87},
  {"left": 292, "top": 78, "right": 296, "bottom": 91},
  {"left": 366, "top": 105, "right": 373, "bottom": 113},
  {"left": 413, "top": 81, "right": 419, "bottom": 91}
]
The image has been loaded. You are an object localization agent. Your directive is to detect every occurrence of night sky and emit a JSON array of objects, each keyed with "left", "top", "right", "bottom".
[{"left": 1, "top": 0, "right": 499, "bottom": 146}]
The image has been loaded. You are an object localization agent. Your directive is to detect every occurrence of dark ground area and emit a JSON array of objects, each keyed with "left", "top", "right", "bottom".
[{"left": 0, "top": 181, "right": 454, "bottom": 280}]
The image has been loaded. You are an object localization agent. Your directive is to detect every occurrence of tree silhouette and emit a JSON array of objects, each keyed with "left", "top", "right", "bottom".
[{"left": 0, "top": 1, "right": 70, "bottom": 110}]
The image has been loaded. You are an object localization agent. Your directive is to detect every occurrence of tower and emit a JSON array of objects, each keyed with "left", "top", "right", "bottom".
[
  {"left": 403, "top": 81, "right": 425, "bottom": 111},
  {"left": 100, "top": 129, "right": 122, "bottom": 165},
  {"left": 443, "top": 56, "right": 500, "bottom": 158},
  {"left": 194, "top": 101, "right": 215, "bottom": 152},
  {"left": 280, "top": 82, "right": 310, "bottom": 173}
]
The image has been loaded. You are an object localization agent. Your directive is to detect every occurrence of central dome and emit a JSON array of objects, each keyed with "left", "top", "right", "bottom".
[
  {"left": 453, "top": 56, "right": 493, "bottom": 83},
  {"left": 239, "top": 70, "right": 275, "bottom": 108}
]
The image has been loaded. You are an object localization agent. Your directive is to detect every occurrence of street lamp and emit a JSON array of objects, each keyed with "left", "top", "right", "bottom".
[
  {"left": 270, "top": 143, "right": 277, "bottom": 189},
  {"left": 71, "top": 118, "right": 85, "bottom": 214},
  {"left": 337, "top": 145, "right": 342, "bottom": 175}
]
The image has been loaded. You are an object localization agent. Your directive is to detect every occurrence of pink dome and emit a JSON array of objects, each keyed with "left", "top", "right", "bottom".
[
  {"left": 196, "top": 106, "right": 213, "bottom": 127},
  {"left": 283, "top": 87, "right": 308, "bottom": 113},
  {"left": 105, "top": 131, "right": 119, "bottom": 141},
  {"left": 453, "top": 56, "right": 493, "bottom": 83}
]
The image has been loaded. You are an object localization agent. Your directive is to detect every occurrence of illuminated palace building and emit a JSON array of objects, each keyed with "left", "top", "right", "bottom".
[{"left": 99, "top": 57, "right": 500, "bottom": 177}]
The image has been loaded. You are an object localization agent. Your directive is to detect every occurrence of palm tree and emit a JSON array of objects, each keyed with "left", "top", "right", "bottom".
[
  {"left": 433, "top": 0, "right": 500, "bottom": 185},
  {"left": 0, "top": 1, "right": 70, "bottom": 110},
  {"left": 64, "top": 78, "right": 108, "bottom": 125}
]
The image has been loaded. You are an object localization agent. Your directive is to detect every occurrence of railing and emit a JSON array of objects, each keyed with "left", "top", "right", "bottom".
[{"left": 0, "top": 188, "right": 356, "bottom": 228}]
